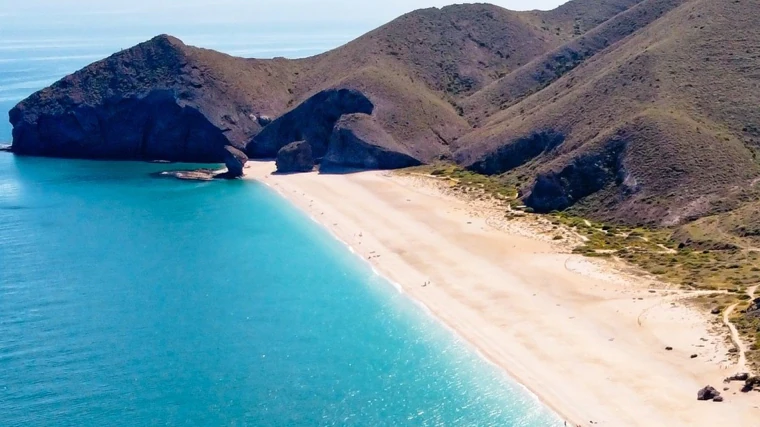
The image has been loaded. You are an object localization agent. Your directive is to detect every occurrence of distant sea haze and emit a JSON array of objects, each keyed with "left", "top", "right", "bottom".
[{"left": 0, "top": 23, "right": 562, "bottom": 426}]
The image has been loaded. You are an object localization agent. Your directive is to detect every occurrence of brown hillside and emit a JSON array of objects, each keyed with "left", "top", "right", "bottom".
[
  {"left": 9, "top": 35, "right": 294, "bottom": 160},
  {"left": 456, "top": 0, "right": 760, "bottom": 226},
  {"left": 523, "top": 0, "right": 645, "bottom": 38},
  {"left": 291, "top": 4, "right": 562, "bottom": 101},
  {"left": 326, "top": 66, "right": 470, "bottom": 161},
  {"left": 460, "top": 0, "right": 685, "bottom": 123},
  {"left": 9, "top": 0, "right": 759, "bottom": 228}
]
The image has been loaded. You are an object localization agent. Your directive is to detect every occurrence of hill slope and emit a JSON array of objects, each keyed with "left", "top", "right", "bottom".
[
  {"left": 8, "top": 35, "right": 293, "bottom": 161},
  {"left": 455, "top": 0, "right": 760, "bottom": 226},
  {"left": 8, "top": 0, "right": 759, "bottom": 228}
]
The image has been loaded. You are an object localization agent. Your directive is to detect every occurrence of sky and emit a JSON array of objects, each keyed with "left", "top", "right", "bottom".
[{"left": 0, "top": 1, "right": 570, "bottom": 27}]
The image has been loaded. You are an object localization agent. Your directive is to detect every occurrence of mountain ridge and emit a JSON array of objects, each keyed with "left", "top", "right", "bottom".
[{"left": 8, "top": 0, "right": 759, "bottom": 229}]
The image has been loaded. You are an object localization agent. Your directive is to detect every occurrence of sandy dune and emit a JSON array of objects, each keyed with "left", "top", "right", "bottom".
[{"left": 245, "top": 161, "right": 759, "bottom": 426}]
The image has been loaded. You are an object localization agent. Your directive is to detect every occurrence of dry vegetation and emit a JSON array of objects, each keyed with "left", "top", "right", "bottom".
[{"left": 399, "top": 163, "right": 760, "bottom": 369}]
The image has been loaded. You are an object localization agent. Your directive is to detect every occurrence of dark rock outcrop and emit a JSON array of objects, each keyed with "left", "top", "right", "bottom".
[
  {"left": 247, "top": 89, "right": 374, "bottom": 158},
  {"left": 11, "top": 90, "right": 231, "bottom": 161},
  {"left": 9, "top": 35, "right": 273, "bottom": 163},
  {"left": 524, "top": 139, "right": 628, "bottom": 213},
  {"left": 466, "top": 130, "right": 565, "bottom": 175},
  {"left": 724, "top": 373, "right": 750, "bottom": 383},
  {"left": 275, "top": 140, "right": 314, "bottom": 173},
  {"left": 745, "top": 298, "right": 760, "bottom": 318},
  {"left": 697, "top": 385, "right": 720, "bottom": 401},
  {"left": 321, "top": 114, "right": 422, "bottom": 172},
  {"left": 223, "top": 146, "right": 248, "bottom": 177},
  {"left": 742, "top": 376, "right": 760, "bottom": 393}
]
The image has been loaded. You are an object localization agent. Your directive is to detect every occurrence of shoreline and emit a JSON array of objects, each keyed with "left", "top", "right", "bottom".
[
  {"left": 255, "top": 169, "right": 559, "bottom": 420},
  {"left": 244, "top": 161, "right": 759, "bottom": 426}
]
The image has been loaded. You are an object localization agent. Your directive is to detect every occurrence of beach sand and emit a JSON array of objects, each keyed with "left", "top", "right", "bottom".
[{"left": 245, "top": 161, "right": 759, "bottom": 426}]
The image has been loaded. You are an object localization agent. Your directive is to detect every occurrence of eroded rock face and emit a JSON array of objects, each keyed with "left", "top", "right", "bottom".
[
  {"left": 275, "top": 140, "right": 314, "bottom": 173},
  {"left": 11, "top": 90, "right": 230, "bottom": 161},
  {"left": 9, "top": 35, "right": 264, "bottom": 163},
  {"left": 223, "top": 146, "right": 248, "bottom": 177},
  {"left": 321, "top": 114, "right": 421, "bottom": 172},
  {"left": 467, "top": 130, "right": 565, "bottom": 175},
  {"left": 248, "top": 89, "right": 374, "bottom": 158},
  {"left": 524, "top": 139, "right": 628, "bottom": 213}
]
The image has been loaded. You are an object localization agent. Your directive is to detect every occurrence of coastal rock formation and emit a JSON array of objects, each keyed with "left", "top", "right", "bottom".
[
  {"left": 8, "top": 35, "right": 289, "bottom": 162},
  {"left": 248, "top": 89, "right": 374, "bottom": 158},
  {"left": 275, "top": 140, "right": 314, "bottom": 173},
  {"left": 322, "top": 114, "right": 422, "bottom": 171},
  {"left": 11, "top": 89, "right": 229, "bottom": 161},
  {"left": 223, "top": 146, "right": 248, "bottom": 178}
]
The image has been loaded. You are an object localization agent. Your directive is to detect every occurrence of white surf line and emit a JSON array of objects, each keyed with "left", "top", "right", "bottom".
[{"left": 250, "top": 174, "right": 567, "bottom": 425}]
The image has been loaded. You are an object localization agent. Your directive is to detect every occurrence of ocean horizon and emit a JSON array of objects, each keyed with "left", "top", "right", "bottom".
[{"left": 0, "top": 18, "right": 562, "bottom": 426}]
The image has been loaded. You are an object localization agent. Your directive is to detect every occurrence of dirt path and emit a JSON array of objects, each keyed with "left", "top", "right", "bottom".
[{"left": 724, "top": 285, "right": 759, "bottom": 372}]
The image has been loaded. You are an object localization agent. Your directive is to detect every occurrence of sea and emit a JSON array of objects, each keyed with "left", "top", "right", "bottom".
[{"left": 0, "top": 17, "right": 562, "bottom": 426}]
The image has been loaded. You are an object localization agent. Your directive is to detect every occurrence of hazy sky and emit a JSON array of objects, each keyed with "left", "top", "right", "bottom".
[{"left": 1, "top": 1, "right": 570, "bottom": 26}]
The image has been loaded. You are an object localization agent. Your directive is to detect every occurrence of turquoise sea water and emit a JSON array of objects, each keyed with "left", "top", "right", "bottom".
[{"left": 0, "top": 21, "right": 561, "bottom": 427}]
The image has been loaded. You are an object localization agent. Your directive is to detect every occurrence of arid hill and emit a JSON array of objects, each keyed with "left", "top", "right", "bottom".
[
  {"left": 456, "top": 0, "right": 760, "bottom": 227},
  {"left": 8, "top": 0, "right": 760, "bottom": 229}
]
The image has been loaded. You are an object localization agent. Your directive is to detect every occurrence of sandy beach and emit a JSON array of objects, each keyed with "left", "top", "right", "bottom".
[{"left": 245, "top": 161, "right": 759, "bottom": 426}]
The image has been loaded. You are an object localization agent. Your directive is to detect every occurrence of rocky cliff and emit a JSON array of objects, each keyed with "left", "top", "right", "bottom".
[
  {"left": 9, "top": 35, "right": 286, "bottom": 166},
  {"left": 248, "top": 89, "right": 374, "bottom": 159},
  {"left": 9, "top": 0, "right": 760, "bottom": 226}
]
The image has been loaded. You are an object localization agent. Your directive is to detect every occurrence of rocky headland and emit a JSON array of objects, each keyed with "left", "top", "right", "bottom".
[{"left": 9, "top": 0, "right": 759, "bottom": 223}]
